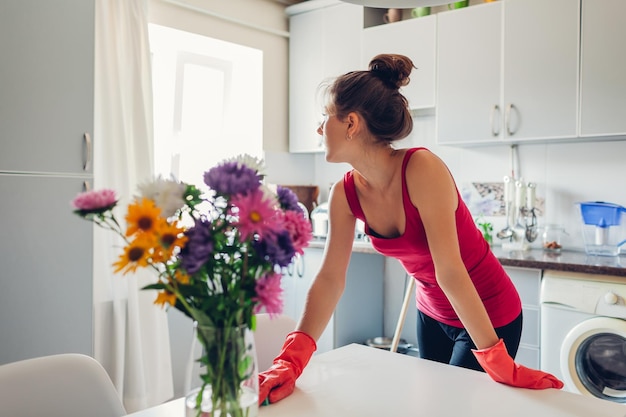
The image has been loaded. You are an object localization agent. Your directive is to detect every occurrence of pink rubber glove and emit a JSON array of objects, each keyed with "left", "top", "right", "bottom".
[
  {"left": 472, "top": 339, "right": 564, "bottom": 389},
  {"left": 258, "top": 331, "right": 317, "bottom": 405}
]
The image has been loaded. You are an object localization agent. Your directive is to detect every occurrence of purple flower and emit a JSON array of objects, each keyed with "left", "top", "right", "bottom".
[
  {"left": 276, "top": 186, "right": 302, "bottom": 214},
  {"left": 179, "top": 218, "right": 214, "bottom": 274},
  {"left": 204, "top": 161, "right": 261, "bottom": 196},
  {"left": 253, "top": 230, "right": 296, "bottom": 268}
]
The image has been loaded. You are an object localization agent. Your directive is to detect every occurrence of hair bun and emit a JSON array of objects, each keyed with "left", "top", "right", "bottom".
[{"left": 369, "top": 54, "right": 414, "bottom": 89}]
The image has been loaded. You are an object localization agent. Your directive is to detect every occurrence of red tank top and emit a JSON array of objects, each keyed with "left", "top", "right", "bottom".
[{"left": 343, "top": 147, "right": 521, "bottom": 328}]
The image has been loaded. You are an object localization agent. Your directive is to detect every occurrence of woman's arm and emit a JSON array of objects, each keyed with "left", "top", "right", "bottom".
[
  {"left": 405, "top": 151, "right": 499, "bottom": 349},
  {"left": 296, "top": 180, "right": 356, "bottom": 340}
]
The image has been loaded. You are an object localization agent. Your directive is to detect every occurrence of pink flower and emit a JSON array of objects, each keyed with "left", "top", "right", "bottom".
[
  {"left": 230, "top": 189, "right": 282, "bottom": 241},
  {"left": 71, "top": 189, "right": 118, "bottom": 214},
  {"left": 282, "top": 210, "right": 313, "bottom": 255},
  {"left": 253, "top": 272, "right": 283, "bottom": 317}
]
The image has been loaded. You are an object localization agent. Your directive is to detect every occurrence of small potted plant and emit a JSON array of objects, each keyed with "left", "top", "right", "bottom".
[{"left": 476, "top": 216, "right": 494, "bottom": 246}]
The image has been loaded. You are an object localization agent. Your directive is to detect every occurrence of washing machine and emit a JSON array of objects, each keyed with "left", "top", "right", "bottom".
[{"left": 541, "top": 270, "right": 626, "bottom": 403}]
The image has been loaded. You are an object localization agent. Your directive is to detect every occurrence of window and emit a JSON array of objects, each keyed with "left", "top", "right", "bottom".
[{"left": 149, "top": 24, "right": 263, "bottom": 185}]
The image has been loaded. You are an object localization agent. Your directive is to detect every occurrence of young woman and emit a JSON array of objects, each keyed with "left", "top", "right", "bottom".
[{"left": 258, "top": 54, "right": 563, "bottom": 405}]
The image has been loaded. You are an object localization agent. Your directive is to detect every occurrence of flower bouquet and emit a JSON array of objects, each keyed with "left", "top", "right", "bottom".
[{"left": 72, "top": 155, "right": 312, "bottom": 417}]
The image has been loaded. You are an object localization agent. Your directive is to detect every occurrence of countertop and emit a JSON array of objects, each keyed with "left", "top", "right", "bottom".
[
  {"left": 127, "top": 343, "right": 626, "bottom": 417},
  {"left": 308, "top": 238, "right": 626, "bottom": 277}
]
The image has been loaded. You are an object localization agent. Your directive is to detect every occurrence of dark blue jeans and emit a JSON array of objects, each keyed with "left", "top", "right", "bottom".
[{"left": 416, "top": 310, "right": 523, "bottom": 372}]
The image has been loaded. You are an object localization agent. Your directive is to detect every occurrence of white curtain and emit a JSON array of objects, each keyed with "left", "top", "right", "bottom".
[{"left": 93, "top": 0, "right": 174, "bottom": 412}]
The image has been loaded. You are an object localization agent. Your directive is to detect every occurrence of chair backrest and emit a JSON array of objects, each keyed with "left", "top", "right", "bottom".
[
  {"left": 254, "top": 313, "right": 297, "bottom": 372},
  {"left": 0, "top": 353, "right": 126, "bottom": 417}
]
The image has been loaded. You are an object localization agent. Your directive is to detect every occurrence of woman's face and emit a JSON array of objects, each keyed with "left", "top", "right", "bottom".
[{"left": 317, "top": 107, "right": 350, "bottom": 162}]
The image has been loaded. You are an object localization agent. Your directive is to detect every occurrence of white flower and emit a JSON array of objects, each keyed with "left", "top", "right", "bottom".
[
  {"left": 259, "top": 183, "right": 279, "bottom": 206},
  {"left": 137, "top": 176, "right": 187, "bottom": 218},
  {"left": 227, "top": 154, "right": 266, "bottom": 176}
]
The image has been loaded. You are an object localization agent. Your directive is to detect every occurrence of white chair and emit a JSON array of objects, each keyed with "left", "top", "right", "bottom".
[
  {"left": 254, "top": 313, "right": 297, "bottom": 372},
  {"left": 0, "top": 353, "right": 126, "bottom": 417}
]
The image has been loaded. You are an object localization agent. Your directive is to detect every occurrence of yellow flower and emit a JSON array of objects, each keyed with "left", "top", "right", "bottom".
[
  {"left": 154, "top": 290, "right": 177, "bottom": 308},
  {"left": 151, "top": 221, "right": 188, "bottom": 263},
  {"left": 113, "top": 235, "right": 153, "bottom": 274},
  {"left": 173, "top": 270, "right": 190, "bottom": 285},
  {"left": 125, "top": 198, "right": 163, "bottom": 237}
]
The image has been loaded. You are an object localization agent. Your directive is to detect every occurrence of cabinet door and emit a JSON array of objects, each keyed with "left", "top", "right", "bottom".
[
  {"left": 504, "top": 266, "right": 542, "bottom": 370},
  {"left": 280, "top": 254, "right": 302, "bottom": 322},
  {"left": 0, "top": 175, "right": 93, "bottom": 364},
  {"left": 289, "top": 8, "right": 325, "bottom": 153},
  {"left": 502, "top": 0, "right": 579, "bottom": 141},
  {"left": 288, "top": 3, "right": 363, "bottom": 153},
  {"left": 0, "top": 0, "right": 94, "bottom": 174},
  {"left": 363, "top": 16, "right": 437, "bottom": 110},
  {"left": 436, "top": 3, "right": 502, "bottom": 145},
  {"left": 285, "top": 248, "right": 384, "bottom": 354},
  {"left": 580, "top": 0, "right": 626, "bottom": 137}
]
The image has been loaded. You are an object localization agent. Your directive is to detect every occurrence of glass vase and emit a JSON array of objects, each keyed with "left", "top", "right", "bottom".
[{"left": 185, "top": 324, "right": 259, "bottom": 417}]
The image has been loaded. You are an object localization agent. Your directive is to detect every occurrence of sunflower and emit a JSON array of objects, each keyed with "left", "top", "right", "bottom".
[
  {"left": 173, "top": 269, "right": 190, "bottom": 285},
  {"left": 113, "top": 234, "right": 154, "bottom": 274},
  {"left": 154, "top": 290, "right": 177, "bottom": 308},
  {"left": 125, "top": 198, "right": 163, "bottom": 237},
  {"left": 151, "top": 221, "right": 188, "bottom": 263}
]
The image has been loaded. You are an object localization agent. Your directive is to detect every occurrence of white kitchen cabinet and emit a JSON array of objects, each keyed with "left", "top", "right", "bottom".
[
  {"left": 436, "top": 3, "right": 501, "bottom": 145},
  {"left": 287, "top": 1, "right": 363, "bottom": 153},
  {"left": 281, "top": 247, "right": 384, "bottom": 354},
  {"left": 504, "top": 266, "right": 542, "bottom": 370},
  {"left": 579, "top": 0, "right": 626, "bottom": 138},
  {"left": 0, "top": 0, "right": 95, "bottom": 364},
  {"left": 362, "top": 15, "right": 437, "bottom": 110},
  {"left": 0, "top": 1, "right": 94, "bottom": 174},
  {"left": 437, "top": 0, "right": 579, "bottom": 146}
]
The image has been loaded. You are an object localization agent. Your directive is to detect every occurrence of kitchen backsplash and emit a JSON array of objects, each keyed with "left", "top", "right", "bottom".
[{"left": 266, "top": 115, "right": 626, "bottom": 253}]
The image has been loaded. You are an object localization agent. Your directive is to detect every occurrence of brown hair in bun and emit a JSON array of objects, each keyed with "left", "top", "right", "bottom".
[{"left": 325, "top": 53, "right": 415, "bottom": 144}]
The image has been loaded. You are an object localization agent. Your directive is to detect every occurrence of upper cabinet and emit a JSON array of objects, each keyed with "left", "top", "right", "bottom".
[
  {"left": 362, "top": 15, "right": 437, "bottom": 110},
  {"left": 0, "top": 0, "right": 94, "bottom": 173},
  {"left": 436, "top": 0, "right": 580, "bottom": 146},
  {"left": 436, "top": 3, "right": 502, "bottom": 145},
  {"left": 287, "top": 0, "right": 363, "bottom": 153},
  {"left": 579, "top": 0, "right": 626, "bottom": 138}
]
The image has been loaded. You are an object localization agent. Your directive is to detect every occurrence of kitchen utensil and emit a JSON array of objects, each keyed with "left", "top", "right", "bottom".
[
  {"left": 366, "top": 337, "right": 413, "bottom": 354},
  {"left": 525, "top": 209, "right": 538, "bottom": 242},
  {"left": 383, "top": 8, "right": 402, "bottom": 23},
  {"left": 448, "top": 1, "right": 469, "bottom": 9},
  {"left": 411, "top": 7, "right": 430, "bottom": 18},
  {"left": 497, "top": 176, "right": 514, "bottom": 240}
]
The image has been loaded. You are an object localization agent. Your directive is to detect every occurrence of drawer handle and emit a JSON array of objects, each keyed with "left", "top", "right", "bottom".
[
  {"left": 491, "top": 104, "right": 501, "bottom": 137},
  {"left": 83, "top": 132, "right": 92, "bottom": 171},
  {"left": 506, "top": 103, "right": 517, "bottom": 136}
]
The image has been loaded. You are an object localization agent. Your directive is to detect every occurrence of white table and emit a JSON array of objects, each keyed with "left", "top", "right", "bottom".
[{"left": 128, "top": 344, "right": 626, "bottom": 417}]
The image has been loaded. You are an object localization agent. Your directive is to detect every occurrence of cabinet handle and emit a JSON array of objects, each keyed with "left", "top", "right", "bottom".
[
  {"left": 505, "top": 104, "right": 516, "bottom": 136},
  {"left": 296, "top": 253, "right": 305, "bottom": 278},
  {"left": 83, "top": 180, "right": 91, "bottom": 191},
  {"left": 83, "top": 132, "right": 92, "bottom": 171},
  {"left": 490, "top": 104, "right": 501, "bottom": 137}
]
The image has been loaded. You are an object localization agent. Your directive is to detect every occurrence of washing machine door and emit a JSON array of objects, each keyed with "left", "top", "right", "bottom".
[{"left": 560, "top": 317, "right": 626, "bottom": 403}]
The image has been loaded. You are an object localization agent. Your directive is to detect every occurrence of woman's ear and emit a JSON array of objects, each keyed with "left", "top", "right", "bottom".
[{"left": 345, "top": 112, "right": 360, "bottom": 137}]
